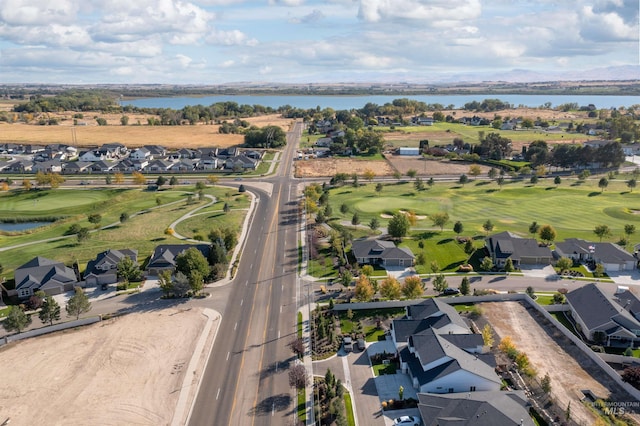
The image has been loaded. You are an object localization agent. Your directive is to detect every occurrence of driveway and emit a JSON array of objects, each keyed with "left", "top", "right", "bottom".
[
  {"left": 519, "top": 264, "right": 557, "bottom": 278},
  {"left": 384, "top": 266, "right": 417, "bottom": 279},
  {"left": 607, "top": 269, "right": 640, "bottom": 286},
  {"left": 374, "top": 374, "right": 417, "bottom": 402}
]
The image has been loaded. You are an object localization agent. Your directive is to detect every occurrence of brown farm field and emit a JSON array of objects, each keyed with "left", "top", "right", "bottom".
[{"left": 0, "top": 113, "right": 293, "bottom": 149}]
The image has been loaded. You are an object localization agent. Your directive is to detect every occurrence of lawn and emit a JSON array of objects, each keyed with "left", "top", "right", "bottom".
[
  {"left": 0, "top": 186, "right": 247, "bottom": 278},
  {"left": 344, "top": 391, "right": 355, "bottom": 426},
  {"left": 372, "top": 361, "right": 399, "bottom": 376},
  {"left": 322, "top": 179, "right": 640, "bottom": 273}
]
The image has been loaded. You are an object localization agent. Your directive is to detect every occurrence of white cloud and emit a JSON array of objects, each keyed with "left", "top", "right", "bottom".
[
  {"left": 205, "top": 29, "right": 257, "bottom": 46},
  {"left": 0, "top": 0, "right": 79, "bottom": 25},
  {"left": 358, "top": 0, "right": 481, "bottom": 23},
  {"left": 580, "top": 5, "right": 637, "bottom": 41},
  {"left": 176, "top": 53, "right": 193, "bottom": 67},
  {"left": 268, "top": 0, "right": 305, "bottom": 6}
]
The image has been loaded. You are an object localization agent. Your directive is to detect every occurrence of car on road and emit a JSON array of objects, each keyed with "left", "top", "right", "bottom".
[
  {"left": 393, "top": 415, "right": 420, "bottom": 425},
  {"left": 442, "top": 287, "right": 460, "bottom": 296}
]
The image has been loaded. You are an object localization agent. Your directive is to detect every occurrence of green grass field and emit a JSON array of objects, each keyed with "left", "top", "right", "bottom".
[
  {"left": 322, "top": 177, "right": 639, "bottom": 273},
  {"left": 0, "top": 186, "right": 248, "bottom": 278}
]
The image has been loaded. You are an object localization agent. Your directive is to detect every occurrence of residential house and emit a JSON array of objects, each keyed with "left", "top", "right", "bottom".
[
  {"left": 399, "top": 329, "right": 500, "bottom": 393},
  {"left": 391, "top": 299, "right": 500, "bottom": 394},
  {"left": 62, "top": 161, "right": 94, "bottom": 174},
  {"left": 146, "top": 244, "right": 211, "bottom": 275},
  {"left": 244, "top": 150, "right": 263, "bottom": 160},
  {"left": 84, "top": 249, "right": 138, "bottom": 286},
  {"left": 129, "top": 147, "right": 152, "bottom": 161},
  {"left": 225, "top": 154, "right": 258, "bottom": 170},
  {"left": 98, "top": 142, "right": 127, "bottom": 159},
  {"left": 79, "top": 150, "right": 107, "bottom": 162},
  {"left": 566, "top": 283, "right": 640, "bottom": 347},
  {"left": 315, "top": 137, "right": 333, "bottom": 148},
  {"left": 145, "top": 159, "right": 175, "bottom": 173},
  {"left": 143, "top": 145, "right": 167, "bottom": 157},
  {"left": 398, "top": 147, "right": 420, "bottom": 156},
  {"left": 24, "top": 145, "right": 45, "bottom": 154},
  {"left": 89, "top": 160, "right": 117, "bottom": 173},
  {"left": 615, "top": 290, "right": 640, "bottom": 323},
  {"left": 351, "top": 238, "right": 415, "bottom": 267},
  {"left": 173, "top": 159, "right": 198, "bottom": 173},
  {"left": 485, "top": 231, "right": 553, "bottom": 268},
  {"left": 555, "top": 238, "right": 637, "bottom": 272},
  {"left": 12, "top": 257, "right": 79, "bottom": 298},
  {"left": 31, "top": 160, "right": 63, "bottom": 173},
  {"left": 417, "top": 390, "right": 534, "bottom": 426},
  {"left": 4, "top": 160, "right": 33, "bottom": 173},
  {"left": 391, "top": 299, "right": 470, "bottom": 348}
]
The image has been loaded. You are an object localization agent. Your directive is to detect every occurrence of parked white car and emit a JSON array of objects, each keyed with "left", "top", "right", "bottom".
[{"left": 393, "top": 415, "right": 420, "bottom": 426}]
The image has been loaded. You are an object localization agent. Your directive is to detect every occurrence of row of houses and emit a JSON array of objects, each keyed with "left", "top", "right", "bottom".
[
  {"left": 351, "top": 231, "right": 638, "bottom": 273},
  {"left": 0, "top": 143, "right": 264, "bottom": 174},
  {"left": 485, "top": 231, "right": 638, "bottom": 272},
  {"left": 4, "top": 244, "right": 211, "bottom": 300}
]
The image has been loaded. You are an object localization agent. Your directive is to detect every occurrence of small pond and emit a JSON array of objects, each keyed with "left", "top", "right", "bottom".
[{"left": 0, "top": 221, "right": 52, "bottom": 232}]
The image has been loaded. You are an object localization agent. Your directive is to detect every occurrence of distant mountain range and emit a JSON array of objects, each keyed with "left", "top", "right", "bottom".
[{"left": 303, "top": 65, "right": 640, "bottom": 85}]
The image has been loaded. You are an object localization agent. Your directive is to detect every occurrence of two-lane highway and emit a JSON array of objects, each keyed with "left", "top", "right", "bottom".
[{"left": 189, "top": 122, "right": 304, "bottom": 425}]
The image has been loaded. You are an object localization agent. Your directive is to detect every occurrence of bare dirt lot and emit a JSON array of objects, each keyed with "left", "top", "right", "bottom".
[
  {"left": 0, "top": 114, "right": 293, "bottom": 149},
  {"left": 386, "top": 156, "right": 491, "bottom": 176},
  {"left": 482, "top": 301, "right": 636, "bottom": 426},
  {"left": 0, "top": 307, "right": 208, "bottom": 426},
  {"left": 294, "top": 158, "right": 396, "bottom": 178}
]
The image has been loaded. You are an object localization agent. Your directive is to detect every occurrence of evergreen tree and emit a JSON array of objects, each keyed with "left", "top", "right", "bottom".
[{"left": 39, "top": 295, "right": 61, "bottom": 326}]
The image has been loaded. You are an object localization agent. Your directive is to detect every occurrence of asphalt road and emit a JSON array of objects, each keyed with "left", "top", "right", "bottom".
[{"left": 188, "top": 122, "right": 303, "bottom": 426}]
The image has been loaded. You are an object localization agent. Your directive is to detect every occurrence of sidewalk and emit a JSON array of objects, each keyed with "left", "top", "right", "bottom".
[{"left": 299, "top": 302, "right": 317, "bottom": 426}]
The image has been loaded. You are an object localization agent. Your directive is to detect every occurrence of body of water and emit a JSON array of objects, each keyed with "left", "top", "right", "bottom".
[
  {"left": 0, "top": 221, "right": 51, "bottom": 232},
  {"left": 121, "top": 94, "right": 640, "bottom": 111}
]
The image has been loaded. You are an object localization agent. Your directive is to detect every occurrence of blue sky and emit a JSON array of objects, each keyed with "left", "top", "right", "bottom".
[{"left": 0, "top": 0, "right": 638, "bottom": 84}]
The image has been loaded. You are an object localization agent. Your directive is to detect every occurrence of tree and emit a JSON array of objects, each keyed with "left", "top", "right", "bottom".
[
  {"left": 554, "top": 176, "right": 561, "bottom": 187},
  {"left": 624, "top": 224, "right": 636, "bottom": 239},
  {"left": 66, "top": 286, "right": 92, "bottom": 320},
  {"left": 481, "top": 324, "right": 494, "bottom": 347},
  {"left": 340, "top": 203, "right": 349, "bottom": 214},
  {"left": 175, "top": 247, "right": 210, "bottom": 283},
  {"left": 556, "top": 257, "right": 573, "bottom": 273},
  {"left": 528, "top": 221, "right": 540, "bottom": 236},
  {"left": 541, "top": 373, "right": 552, "bottom": 394},
  {"left": 622, "top": 366, "right": 640, "bottom": 390},
  {"left": 496, "top": 176, "right": 505, "bottom": 188},
  {"left": 402, "top": 276, "right": 424, "bottom": 299},
  {"left": 39, "top": 295, "right": 61, "bottom": 326},
  {"left": 433, "top": 274, "right": 448, "bottom": 293},
  {"left": 119, "top": 212, "right": 129, "bottom": 223},
  {"left": 430, "top": 212, "right": 449, "bottom": 231},
  {"left": 398, "top": 385, "right": 404, "bottom": 401},
  {"left": 480, "top": 257, "right": 494, "bottom": 271},
  {"left": 339, "top": 270, "right": 353, "bottom": 288},
  {"left": 627, "top": 178, "right": 637, "bottom": 192},
  {"left": 379, "top": 276, "right": 402, "bottom": 300},
  {"left": 354, "top": 275, "right": 375, "bottom": 302},
  {"left": 406, "top": 169, "right": 417, "bottom": 180},
  {"left": 360, "top": 264, "right": 374, "bottom": 277},
  {"left": 3, "top": 306, "right": 31, "bottom": 333},
  {"left": 207, "top": 175, "right": 219, "bottom": 185},
  {"left": 458, "top": 174, "right": 469, "bottom": 186},
  {"left": 132, "top": 171, "right": 146, "bottom": 185},
  {"left": 375, "top": 182, "right": 383, "bottom": 194},
  {"left": 113, "top": 173, "right": 125, "bottom": 184},
  {"left": 223, "top": 202, "right": 231, "bottom": 213},
  {"left": 430, "top": 260, "right": 440, "bottom": 274},
  {"left": 288, "top": 364, "right": 308, "bottom": 390},
  {"left": 76, "top": 227, "right": 90, "bottom": 243},
  {"left": 22, "top": 179, "right": 32, "bottom": 191},
  {"left": 464, "top": 239, "right": 474, "bottom": 255},
  {"left": 156, "top": 175, "right": 167, "bottom": 187},
  {"left": 456, "top": 277, "right": 470, "bottom": 296},
  {"left": 388, "top": 212, "right": 410, "bottom": 240},
  {"left": 529, "top": 175, "right": 538, "bottom": 185},
  {"left": 593, "top": 224, "right": 612, "bottom": 242},
  {"left": 594, "top": 263, "right": 605, "bottom": 278},
  {"left": 105, "top": 175, "right": 112, "bottom": 185},
  {"left": 414, "top": 177, "right": 424, "bottom": 191},
  {"left": 369, "top": 217, "right": 380, "bottom": 231},
  {"left": 488, "top": 168, "right": 498, "bottom": 180},
  {"left": 453, "top": 221, "right": 463, "bottom": 235},
  {"left": 287, "top": 337, "right": 304, "bottom": 358},
  {"left": 504, "top": 258, "right": 515, "bottom": 273},
  {"left": 87, "top": 213, "right": 102, "bottom": 227},
  {"left": 351, "top": 212, "right": 360, "bottom": 226},
  {"left": 117, "top": 256, "right": 141, "bottom": 284},
  {"left": 468, "top": 164, "right": 481, "bottom": 178},
  {"left": 598, "top": 177, "right": 608, "bottom": 193},
  {"left": 363, "top": 168, "right": 375, "bottom": 182},
  {"left": 526, "top": 286, "right": 535, "bottom": 299},
  {"left": 238, "top": 184, "right": 246, "bottom": 193},
  {"left": 169, "top": 176, "right": 179, "bottom": 186},
  {"left": 482, "top": 219, "right": 494, "bottom": 235},
  {"left": 538, "top": 224, "right": 557, "bottom": 245}
]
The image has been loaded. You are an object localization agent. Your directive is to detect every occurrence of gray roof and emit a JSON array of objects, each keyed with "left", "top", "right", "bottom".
[
  {"left": 615, "top": 290, "right": 640, "bottom": 321},
  {"left": 566, "top": 283, "right": 640, "bottom": 334},
  {"left": 486, "top": 231, "right": 552, "bottom": 262},
  {"left": 147, "top": 244, "right": 210, "bottom": 270},
  {"left": 555, "top": 238, "right": 636, "bottom": 264},
  {"left": 418, "top": 391, "right": 534, "bottom": 426},
  {"left": 14, "top": 257, "right": 77, "bottom": 292},
  {"left": 84, "top": 249, "right": 138, "bottom": 278},
  {"left": 351, "top": 238, "right": 414, "bottom": 261}
]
